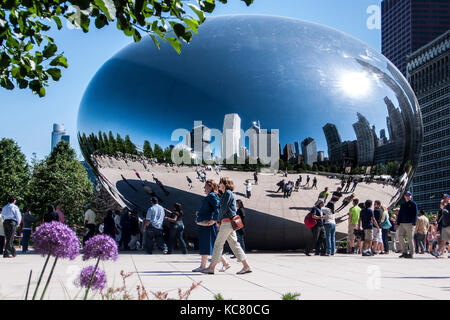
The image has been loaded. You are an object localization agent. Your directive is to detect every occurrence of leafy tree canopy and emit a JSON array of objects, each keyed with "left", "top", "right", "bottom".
[
  {"left": 0, "top": 138, "right": 30, "bottom": 204},
  {"left": 26, "top": 141, "right": 93, "bottom": 226},
  {"left": 0, "top": 0, "right": 253, "bottom": 97}
]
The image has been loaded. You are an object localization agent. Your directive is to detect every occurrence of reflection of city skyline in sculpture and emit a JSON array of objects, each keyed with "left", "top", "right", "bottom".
[{"left": 76, "top": 15, "right": 423, "bottom": 250}]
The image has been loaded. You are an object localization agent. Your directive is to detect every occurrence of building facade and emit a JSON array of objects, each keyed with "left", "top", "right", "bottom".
[
  {"left": 51, "top": 123, "right": 70, "bottom": 151},
  {"left": 301, "top": 137, "right": 317, "bottom": 167},
  {"left": 381, "top": 0, "right": 450, "bottom": 76},
  {"left": 353, "top": 113, "right": 376, "bottom": 165},
  {"left": 222, "top": 113, "right": 241, "bottom": 161},
  {"left": 407, "top": 30, "right": 450, "bottom": 212}
]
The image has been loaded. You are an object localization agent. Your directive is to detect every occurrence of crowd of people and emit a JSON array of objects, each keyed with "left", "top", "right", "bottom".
[{"left": 306, "top": 190, "right": 450, "bottom": 259}]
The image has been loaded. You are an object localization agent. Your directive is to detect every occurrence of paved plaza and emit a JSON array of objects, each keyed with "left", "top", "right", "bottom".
[{"left": 1, "top": 251, "right": 450, "bottom": 300}]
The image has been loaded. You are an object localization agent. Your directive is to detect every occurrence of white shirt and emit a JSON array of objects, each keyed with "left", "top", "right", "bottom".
[
  {"left": 1, "top": 203, "right": 22, "bottom": 225},
  {"left": 322, "top": 207, "right": 335, "bottom": 225},
  {"left": 146, "top": 204, "right": 165, "bottom": 230},
  {"left": 246, "top": 182, "right": 252, "bottom": 191},
  {"left": 0, "top": 216, "right": 4, "bottom": 236},
  {"left": 84, "top": 209, "right": 96, "bottom": 225}
]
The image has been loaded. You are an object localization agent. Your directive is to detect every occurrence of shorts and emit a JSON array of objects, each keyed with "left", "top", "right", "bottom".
[
  {"left": 372, "top": 227, "right": 382, "bottom": 242},
  {"left": 364, "top": 229, "right": 373, "bottom": 241},
  {"left": 441, "top": 227, "right": 450, "bottom": 242},
  {"left": 348, "top": 224, "right": 358, "bottom": 241}
]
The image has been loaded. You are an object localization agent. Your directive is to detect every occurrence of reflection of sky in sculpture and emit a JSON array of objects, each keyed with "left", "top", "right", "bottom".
[{"left": 77, "top": 15, "right": 419, "bottom": 158}]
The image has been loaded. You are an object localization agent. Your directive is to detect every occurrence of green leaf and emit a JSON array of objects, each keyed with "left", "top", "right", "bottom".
[
  {"left": 95, "top": 15, "right": 107, "bottom": 29},
  {"left": 47, "top": 68, "right": 62, "bottom": 81},
  {"left": 0, "top": 52, "right": 11, "bottom": 69},
  {"left": 94, "top": 0, "right": 116, "bottom": 20},
  {"left": 42, "top": 43, "right": 57, "bottom": 59},
  {"left": 167, "top": 36, "right": 181, "bottom": 54},
  {"left": 0, "top": 78, "right": 15, "bottom": 90},
  {"left": 52, "top": 16, "right": 62, "bottom": 30},
  {"left": 173, "top": 23, "right": 185, "bottom": 38},
  {"left": 49, "top": 55, "right": 68, "bottom": 68},
  {"left": 183, "top": 18, "right": 198, "bottom": 34},
  {"left": 150, "top": 34, "right": 160, "bottom": 50},
  {"left": 187, "top": 4, "right": 205, "bottom": 23},
  {"left": 80, "top": 14, "right": 90, "bottom": 33},
  {"left": 133, "top": 28, "right": 142, "bottom": 42}
]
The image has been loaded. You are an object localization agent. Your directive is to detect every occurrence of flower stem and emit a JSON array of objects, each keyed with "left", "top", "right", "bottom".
[
  {"left": 83, "top": 257, "right": 100, "bottom": 300},
  {"left": 32, "top": 253, "right": 50, "bottom": 300},
  {"left": 40, "top": 257, "right": 58, "bottom": 300},
  {"left": 24, "top": 270, "right": 32, "bottom": 300}
]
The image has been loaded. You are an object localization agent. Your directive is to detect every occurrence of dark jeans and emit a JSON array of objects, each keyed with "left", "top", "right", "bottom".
[
  {"left": 120, "top": 231, "right": 131, "bottom": 250},
  {"left": 306, "top": 224, "right": 326, "bottom": 255},
  {"left": 246, "top": 190, "right": 251, "bottom": 198},
  {"left": 382, "top": 228, "right": 389, "bottom": 253},
  {"left": 145, "top": 226, "right": 168, "bottom": 254},
  {"left": 3, "top": 220, "right": 18, "bottom": 257},
  {"left": 83, "top": 224, "right": 96, "bottom": 247},
  {"left": 0, "top": 235, "right": 4, "bottom": 254},
  {"left": 167, "top": 223, "right": 187, "bottom": 254},
  {"left": 22, "top": 229, "right": 32, "bottom": 253},
  {"left": 237, "top": 231, "right": 246, "bottom": 253},
  {"left": 415, "top": 233, "right": 426, "bottom": 253}
]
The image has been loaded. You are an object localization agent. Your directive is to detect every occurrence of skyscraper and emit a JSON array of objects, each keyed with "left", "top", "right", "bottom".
[
  {"left": 51, "top": 123, "right": 70, "bottom": 151},
  {"left": 323, "top": 123, "right": 342, "bottom": 162},
  {"left": 353, "top": 113, "right": 375, "bottom": 165},
  {"left": 317, "top": 151, "right": 325, "bottom": 162},
  {"left": 381, "top": 0, "right": 450, "bottom": 75},
  {"left": 301, "top": 137, "right": 317, "bottom": 167},
  {"left": 222, "top": 114, "right": 241, "bottom": 161},
  {"left": 248, "top": 121, "right": 261, "bottom": 161},
  {"left": 407, "top": 30, "right": 450, "bottom": 212},
  {"left": 283, "top": 144, "right": 295, "bottom": 164},
  {"left": 189, "top": 122, "right": 212, "bottom": 162},
  {"left": 294, "top": 142, "right": 300, "bottom": 157}
]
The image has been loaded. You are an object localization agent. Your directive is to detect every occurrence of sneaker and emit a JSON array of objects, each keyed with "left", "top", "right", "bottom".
[
  {"left": 192, "top": 267, "right": 205, "bottom": 272},
  {"left": 404, "top": 253, "right": 413, "bottom": 259},
  {"left": 399, "top": 253, "right": 407, "bottom": 258},
  {"left": 362, "top": 252, "right": 371, "bottom": 256}
]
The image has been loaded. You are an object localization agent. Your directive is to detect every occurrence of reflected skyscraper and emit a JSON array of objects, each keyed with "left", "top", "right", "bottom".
[
  {"left": 248, "top": 121, "right": 261, "bottom": 161},
  {"left": 283, "top": 144, "right": 295, "bottom": 164},
  {"left": 317, "top": 151, "right": 325, "bottom": 162},
  {"left": 353, "top": 113, "right": 375, "bottom": 165},
  {"left": 323, "top": 123, "right": 342, "bottom": 162},
  {"left": 222, "top": 114, "right": 241, "bottom": 161},
  {"left": 301, "top": 137, "right": 317, "bottom": 167}
]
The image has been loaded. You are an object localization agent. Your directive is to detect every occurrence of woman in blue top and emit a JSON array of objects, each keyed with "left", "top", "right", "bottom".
[
  {"left": 202, "top": 177, "right": 252, "bottom": 275},
  {"left": 192, "top": 179, "right": 230, "bottom": 272}
]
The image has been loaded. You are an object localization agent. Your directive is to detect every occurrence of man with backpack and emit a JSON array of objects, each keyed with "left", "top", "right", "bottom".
[{"left": 304, "top": 199, "right": 326, "bottom": 256}]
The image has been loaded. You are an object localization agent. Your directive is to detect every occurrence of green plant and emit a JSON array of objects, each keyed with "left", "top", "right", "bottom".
[
  {"left": 213, "top": 293, "right": 225, "bottom": 300},
  {"left": 281, "top": 292, "right": 301, "bottom": 300}
]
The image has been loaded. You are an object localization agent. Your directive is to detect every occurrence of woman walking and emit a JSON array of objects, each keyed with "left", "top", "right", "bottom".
[
  {"left": 202, "top": 177, "right": 252, "bottom": 275},
  {"left": 164, "top": 203, "right": 188, "bottom": 254},
  {"left": 192, "top": 180, "right": 230, "bottom": 272}
]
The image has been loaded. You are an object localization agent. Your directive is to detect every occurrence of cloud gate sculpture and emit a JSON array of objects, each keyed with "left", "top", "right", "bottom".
[{"left": 77, "top": 15, "right": 423, "bottom": 250}]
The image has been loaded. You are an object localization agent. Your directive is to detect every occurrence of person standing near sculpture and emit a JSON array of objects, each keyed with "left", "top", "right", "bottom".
[
  {"left": 193, "top": 179, "right": 230, "bottom": 272},
  {"left": 201, "top": 177, "right": 252, "bottom": 275},
  {"left": 346, "top": 198, "right": 360, "bottom": 254},
  {"left": 2, "top": 196, "right": 22, "bottom": 258},
  {"left": 143, "top": 197, "right": 168, "bottom": 254},
  {"left": 414, "top": 210, "right": 429, "bottom": 254},
  {"left": 83, "top": 204, "right": 97, "bottom": 247},
  {"left": 21, "top": 207, "right": 35, "bottom": 253},
  {"left": 0, "top": 210, "right": 4, "bottom": 255},
  {"left": 397, "top": 191, "right": 418, "bottom": 258},
  {"left": 305, "top": 199, "right": 326, "bottom": 256},
  {"left": 55, "top": 204, "right": 65, "bottom": 224}
]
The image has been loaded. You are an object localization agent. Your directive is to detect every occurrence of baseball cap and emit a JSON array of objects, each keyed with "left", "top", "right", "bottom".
[
  {"left": 443, "top": 194, "right": 450, "bottom": 198},
  {"left": 151, "top": 197, "right": 158, "bottom": 203},
  {"left": 404, "top": 191, "right": 412, "bottom": 196}
]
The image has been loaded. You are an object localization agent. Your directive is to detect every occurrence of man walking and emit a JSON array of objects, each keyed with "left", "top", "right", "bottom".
[
  {"left": 83, "top": 204, "right": 96, "bottom": 247},
  {"left": 143, "top": 197, "right": 168, "bottom": 254},
  {"left": 415, "top": 210, "right": 429, "bottom": 254},
  {"left": 397, "top": 191, "right": 418, "bottom": 258},
  {"left": 312, "top": 177, "right": 318, "bottom": 190},
  {"left": 276, "top": 179, "right": 285, "bottom": 193},
  {"left": 358, "top": 200, "right": 380, "bottom": 256},
  {"left": 1, "top": 196, "right": 22, "bottom": 258}
]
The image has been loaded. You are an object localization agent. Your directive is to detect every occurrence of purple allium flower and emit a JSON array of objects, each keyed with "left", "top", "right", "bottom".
[
  {"left": 83, "top": 234, "right": 118, "bottom": 261},
  {"left": 75, "top": 266, "right": 106, "bottom": 291},
  {"left": 32, "top": 221, "right": 80, "bottom": 259}
]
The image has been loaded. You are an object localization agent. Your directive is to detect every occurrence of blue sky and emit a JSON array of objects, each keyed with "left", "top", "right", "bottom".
[{"left": 0, "top": 0, "right": 382, "bottom": 162}]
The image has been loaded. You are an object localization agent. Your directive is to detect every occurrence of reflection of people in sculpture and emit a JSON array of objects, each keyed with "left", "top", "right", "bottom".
[
  {"left": 253, "top": 171, "right": 258, "bottom": 185},
  {"left": 343, "top": 176, "right": 353, "bottom": 193},
  {"left": 276, "top": 179, "right": 285, "bottom": 193},
  {"left": 142, "top": 183, "right": 163, "bottom": 204},
  {"left": 318, "top": 187, "right": 330, "bottom": 202},
  {"left": 304, "top": 175, "right": 310, "bottom": 187},
  {"left": 134, "top": 169, "right": 142, "bottom": 181},
  {"left": 121, "top": 174, "right": 137, "bottom": 191},
  {"left": 350, "top": 179, "right": 359, "bottom": 192},
  {"left": 312, "top": 177, "right": 318, "bottom": 190},
  {"left": 153, "top": 177, "right": 170, "bottom": 196},
  {"left": 336, "top": 194, "right": 355, "bottom": 212},
  {"left": 186, "top": 176, "right": 193, "bottom": 189}
]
